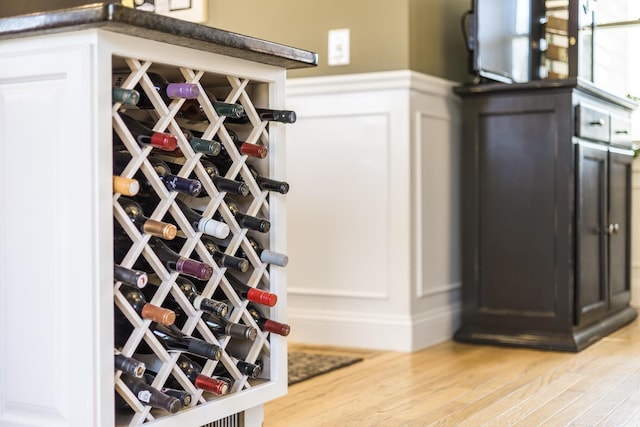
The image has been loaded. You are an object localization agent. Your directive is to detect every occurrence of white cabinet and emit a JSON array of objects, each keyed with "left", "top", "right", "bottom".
[{"left": 0, "top": 6, "right": 314, "bottom": 426}]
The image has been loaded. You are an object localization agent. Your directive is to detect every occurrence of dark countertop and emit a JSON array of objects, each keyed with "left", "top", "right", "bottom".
[
  {"left": 454, "top": 77, "right": 637, "bottom": 111},
  {"left": 0, "top": 2, "right": 318, "bottom": 70}
]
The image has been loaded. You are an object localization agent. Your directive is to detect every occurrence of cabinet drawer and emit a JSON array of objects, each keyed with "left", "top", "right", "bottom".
[
  {"left": 576, "top": 104, "right": 610, "bottom": 142},
  {"left": 610, "top": 114, "right": 633, "bottom": 147}
]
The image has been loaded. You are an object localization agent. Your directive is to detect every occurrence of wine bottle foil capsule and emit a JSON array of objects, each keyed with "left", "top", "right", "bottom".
[
  {"left": 176, "top": 258, "right": 214, "bottom": 281},
  {"left": 198, "top": 218, "right": 230, "bottom": 239},
  {"left": 143, "top": 220, "right": 177, "bottom": 240},
  {"left": 260, "top": 250, "right": 289, "bottom": 267},
  {"left": 166, "top": 83, "right": 200, "bottom": 99},
  {"left": 247, "top": 288, "right": 277, "bottom": 307},
  {"left": 263, "top": 319, "right": 291, "bottom": 336}
]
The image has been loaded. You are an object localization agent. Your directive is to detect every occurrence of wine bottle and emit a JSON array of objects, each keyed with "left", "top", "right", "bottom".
[
  {"left": 226, "top": 273, "right": 277, "bottom": 307},
  {"left": 200, "top": 236, "right": 249, "bottom": 272},
  {"left": 213, "top": 355, "right": 262, "bottom": 378},
  {"left": 136, "top": 353, "right": 229, "bottom": 395},
  {"left": 173, "top": 198, "right": 230, "bottom": 239},
  {"left": 148, "top": 157, "right": 202, "bottom": 197},
  {"left": 247, "top": 303, "right": 290, "bottom": 336},
  {"left": 112, "top": 87, "right": 140, "bottom": 105},
  {"left": 199, "top": 159, "right": 250, "bottom": 197},
  {"left": 147, "top": 236, "right": 214, "bottom": 281},
  {"left": 201, "top": 312, "right": 257, "bottom": 341},
  {"left": 147, "top": 273, "right": 228, "bottom": 317},
  {"left": 184, "top": 130, "right": 221, "bottom": 157},
  {"left": 226, "top": 107, "right": 296, "bottom": 124},
  {"left": 179, "top": 93, "right": 245, "bottom": 120},
  {"left": 219, "top": 236, "right": 287, "bottom": 267},
  {"left": 115, "top": 349, "right": 146, "bottom": 378},
  {"left": 114, "top": 264, "right": 148, "bottom": 288},
  {"left": 113, "top": 151, "right": 202, "bottom": 197},
  {"left": 117, "top": 283, "right": 176, "bottom": 326},
  {"left": 119, "top": 373, "right": 181, "bottom": 413},
  {"left": 116, "top": 112, "right": 177, "bottom": 152},
  {"left": 117, "top": 197, "right": 177, "bottom": 240},
  {"left": 113, "top": 175, "right": 140, "bottom": 196},
  {"left": 148, "top": 322, "right": 222, "bottom": 360},
  {"left": 215, "top": 135, "right": 268, "bottom": 159},
  {"left": 217, "top": 201, "right": 270, "bottom": 233},
  {"left": 114, "top": 72, "right": 199, "bottom": 109},
  {"left": 246, "top": 164, "right": 289, "bottom": 194},
  {"left": 158, "top": 385, "right": 192, "bottom": 408}
]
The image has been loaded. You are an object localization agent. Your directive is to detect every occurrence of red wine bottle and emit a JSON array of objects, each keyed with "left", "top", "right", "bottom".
[
  {"left": 217, "top": 138, "right": 268, "bottom": 159},
  {"left": 247, "top": 303, "right": 290, "bottom": 336},
  {"left": 226, "top": 273, "right": 277, "bottom": 307},
  {"left": 117, "top": 197, "right": 177, "bottom": 240},
  {"left": 119, "top": 374, "right": 181, "bottom": 413},
  {"left": 136, "top": 353, "right": 229, "bottom": 395},
  {"left": 114, "top": 349, "right": 146, "bottom": 378},
  {"left": 118, "top": 283, "right": 176, "bottom": 326},
  {"left": 147, "top": 236, "right": 214, "bottom": 281},
  {"left": 116, "top": 112, "right": 177, "bottom": 151},
  {"left": 114, "top": 264, "right": 148, "bottom": 288},
  {"left": 201, "top": 312, "right": 257, "bottom": 341}
]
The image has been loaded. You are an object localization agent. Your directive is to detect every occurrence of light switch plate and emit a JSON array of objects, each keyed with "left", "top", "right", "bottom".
[{"left": 328, "top": 28, "right": 350, "bottom": 66}]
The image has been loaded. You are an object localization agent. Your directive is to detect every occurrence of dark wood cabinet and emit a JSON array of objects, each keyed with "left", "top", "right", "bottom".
[{"left": 454, "top": 78, "right": 637, "bottom": 351}]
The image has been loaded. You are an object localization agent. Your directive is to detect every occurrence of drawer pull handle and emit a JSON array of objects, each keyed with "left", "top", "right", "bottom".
[
  {"left": 589, "top": 118, "right": 605, "bottom": 126},
  {"left": 615, "top": 129, "right": 629, "bottom": 134},
  {"left": 607, "top": 223, "right": 620, "bottom": 234}
]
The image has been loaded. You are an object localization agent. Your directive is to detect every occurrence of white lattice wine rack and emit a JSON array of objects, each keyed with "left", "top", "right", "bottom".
[
  {"left": 0, "top": 11, "right": 312, "bottom": 423},
  {"left": 112, "top": 53, "right": 288, "bottom": 426}
]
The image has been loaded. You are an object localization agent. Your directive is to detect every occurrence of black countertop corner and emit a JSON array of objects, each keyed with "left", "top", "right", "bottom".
[{"left": 0, "top": 2, "right": 318, "bottom": 70}]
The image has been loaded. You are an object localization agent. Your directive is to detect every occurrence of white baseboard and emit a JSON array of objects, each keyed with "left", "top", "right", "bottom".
[{"left": 287, "top": 304, "right": 462, "bottom": 352}]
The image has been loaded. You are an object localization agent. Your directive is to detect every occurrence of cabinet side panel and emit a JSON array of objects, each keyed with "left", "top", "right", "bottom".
[
  {"left": 0, "top": 44, "right": 97, "bottom": 427},
  {"left": 477, "top": 111, "right": 557, "bottom": 313}
]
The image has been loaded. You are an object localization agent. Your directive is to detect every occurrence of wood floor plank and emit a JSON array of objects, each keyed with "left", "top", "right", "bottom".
[{"left": 264, "top": 319, "right": 640, "bottom": 426}]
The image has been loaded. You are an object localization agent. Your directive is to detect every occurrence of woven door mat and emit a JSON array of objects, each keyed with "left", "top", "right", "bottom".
[{"left": 288, "top": 351, "right": 363, "bottom": 385}]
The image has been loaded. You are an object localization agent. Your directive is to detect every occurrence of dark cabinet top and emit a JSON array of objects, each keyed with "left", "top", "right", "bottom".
[
  {"left": 0, "top": 2, "right": 318, "bottom": 70},
  {"left": 454, "top": 77, "right": 637, "bottom": 111}
]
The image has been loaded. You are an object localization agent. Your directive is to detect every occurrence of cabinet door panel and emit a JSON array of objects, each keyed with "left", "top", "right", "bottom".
[
  {"left": 609, "top": 151, "right": 632, "bottom": 310},
  {"left": 575, "top": 143, "right": 608, "bottom": 326},
  {"left": 477, "top": 111, "right": 557, "bottom": 313}
]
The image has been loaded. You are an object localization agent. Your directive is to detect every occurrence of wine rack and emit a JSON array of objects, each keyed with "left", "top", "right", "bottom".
[
  {"left": 112, "top": 55, "right": 287, "bottom": 426},
  {"left": 0, "top": 5, "right": 316, "bottom": 426}
]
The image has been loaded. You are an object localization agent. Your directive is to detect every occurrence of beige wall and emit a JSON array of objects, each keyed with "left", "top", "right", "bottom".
[{"left": 208, "top": 0, "right": 471, "bottom": 82}]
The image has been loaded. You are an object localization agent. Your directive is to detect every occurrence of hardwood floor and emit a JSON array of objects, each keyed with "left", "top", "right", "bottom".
[{"left": 263, "top": 319, "right": 640, "bottom": 426}]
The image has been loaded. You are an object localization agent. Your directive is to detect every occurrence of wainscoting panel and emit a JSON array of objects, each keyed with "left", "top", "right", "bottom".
[{"left": 285, "top": 71, "right": 462, "bottom": 351}]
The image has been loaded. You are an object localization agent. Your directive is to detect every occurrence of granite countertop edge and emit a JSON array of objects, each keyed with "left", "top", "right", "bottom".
[{"left": 0, "top": 2, "right": 318, "bottom": 70}]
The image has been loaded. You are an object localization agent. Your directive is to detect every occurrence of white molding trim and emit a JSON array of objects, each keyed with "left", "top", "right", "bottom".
[
  {"left": 287, "top": 303, "right": 462, "bottom": 352},
  {"left": 287, "top": 70, "right": 459, "bottom": 99}
]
